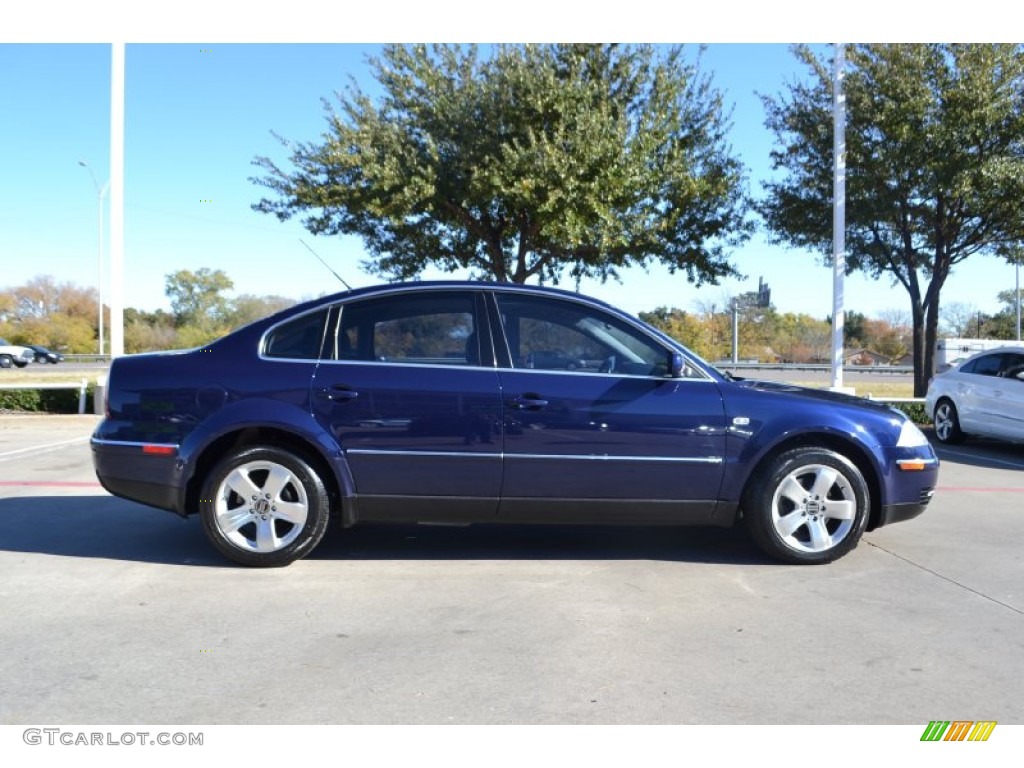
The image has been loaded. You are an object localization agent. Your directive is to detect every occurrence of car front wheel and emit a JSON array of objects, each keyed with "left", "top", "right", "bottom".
[
  {"left": 933, "top": 399, "right": 965, "bottom": 444},
  {"left": 743, "top": 447, "right": 870, "bottom": 565},
  {"left": 199, "top": 445, "right": 330, "bottom": 567}
]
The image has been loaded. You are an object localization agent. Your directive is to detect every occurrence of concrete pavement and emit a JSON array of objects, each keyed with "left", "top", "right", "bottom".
[{"left": 0, "top": 414, "right": 1021, "bottom": 724}]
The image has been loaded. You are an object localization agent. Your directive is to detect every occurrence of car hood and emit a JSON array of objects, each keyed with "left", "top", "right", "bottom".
[{"left": 728, "top": 378, "right": 899, "bottom": 416}]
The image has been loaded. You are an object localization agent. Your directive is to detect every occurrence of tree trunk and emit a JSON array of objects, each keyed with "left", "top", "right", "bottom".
[
  {"left": 920, "top": 296, "right": 942, "bottom": 398},
  {"left": 909, "top": 292, "right": 928, "bottom": 397}
]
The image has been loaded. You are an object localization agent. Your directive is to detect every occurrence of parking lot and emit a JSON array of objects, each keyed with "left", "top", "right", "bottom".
[{"left": 0, "top": 413, "right": 1021, "bottom": 725}]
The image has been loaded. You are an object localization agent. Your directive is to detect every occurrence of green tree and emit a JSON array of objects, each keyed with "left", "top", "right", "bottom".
[
  {"left": 123, "top": 307, "right": 178, "bottom": 353},
  {"left": 761, "top": 44, "right": 1024, "bottom": 395},
  {"left": 862, "top": 318, "right": 910, "bottom": 361},
  {"left": 124, "top": 320, "right": 178, "bottom": 354},
  {"left": 939, "top": 301, "right": 979, "bottom": 338},
  {"left": 252, "top": 43, "right": 751, "bottom": 287},
  {"left": 639, "top": 307, "right": 709, "bottom": 357},
  {"left": 843, "top": 310, "right": 867, "bottom": 347},
  {"left": 982, "top": 288, "right": 1023, "bottom": 339},
  {"left": 226, "top": 294, "right": 296, "bottom": 330},
  {"left": 0, "top": 276, "right": 101, "bottom": 352},
  {"left": 774, "top": 313, "right": 832, "bottom": 364},
  {"left": 164, "top": 268, "right": 234, "bottom": 329},
  {"left": 11, "top": 314, "right": 96, "bottom": 353},
  {"left": 1, "top": 275, "right": 97, "bottom": 322}
]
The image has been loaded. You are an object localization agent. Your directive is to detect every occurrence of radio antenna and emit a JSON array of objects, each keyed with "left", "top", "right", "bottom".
[{"left": 300, "top": 239, "right": 352, "bottom": 290}]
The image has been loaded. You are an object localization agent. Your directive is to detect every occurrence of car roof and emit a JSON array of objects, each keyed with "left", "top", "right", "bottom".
[
  {"left": 957, "top": 346, "right": 1024, "bottom": 364},
  {"left": 276, "top": 280, "right": 631, "bottom": 324},
  {"left": 320, "top": 279, "right": 618, "bottom": 305}
]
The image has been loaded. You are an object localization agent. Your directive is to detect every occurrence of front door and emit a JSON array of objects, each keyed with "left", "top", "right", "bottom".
[{"left": 490, "top": 292, "right": 727, "bottom": 524}]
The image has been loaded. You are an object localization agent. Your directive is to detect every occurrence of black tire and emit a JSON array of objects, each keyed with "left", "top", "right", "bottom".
[
  {"left": 742, "top": 447, "right": 870, "bottom": 565},
  {"left": 199, "top": 445, "right": 331, "bottom": 567},
  {"left": 0, "top": 355, "right": 12, "bottom": 369},
  {"left": 14, "top": 360, "right": 28, "bottom": 368},
  {"left": 933, "top": 399, "right": 966, "bottom": 444}
]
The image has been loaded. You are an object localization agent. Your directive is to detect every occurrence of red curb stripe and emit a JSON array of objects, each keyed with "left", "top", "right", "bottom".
[{"left": 937, "top": 486, "right": 1024, "bottom": 492}]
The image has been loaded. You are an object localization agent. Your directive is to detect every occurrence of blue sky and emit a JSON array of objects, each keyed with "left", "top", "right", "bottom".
[{"left": 1, "top": 8, "right": 1016, "bottom": 322}]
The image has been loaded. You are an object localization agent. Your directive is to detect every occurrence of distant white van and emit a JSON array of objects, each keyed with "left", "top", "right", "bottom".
[{"left": 936, "top": 338, "right": 1015, "bottom": 370}]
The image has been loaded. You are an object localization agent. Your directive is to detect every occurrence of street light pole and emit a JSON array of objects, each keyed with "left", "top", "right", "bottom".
[
  {"left": 1016, "top": 254, "right": 1021, "bottom": 343},
  {"left": 830, "top": 43, "right": 848, "bottom": 392},
  {"left": 78, "top": 161, "right": 109, "bottom": 357}
]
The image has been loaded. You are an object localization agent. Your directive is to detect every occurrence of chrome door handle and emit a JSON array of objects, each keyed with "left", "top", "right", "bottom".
[
  {"left": 509, "top": 395, "right": 548, "bottom": 411},
  {"left": 317, "top": 386, "right": 359, "bottom": 402}
]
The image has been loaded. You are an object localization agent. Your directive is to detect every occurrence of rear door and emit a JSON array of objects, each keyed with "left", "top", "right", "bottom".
[
  {"left": 311, "top": 289, "right": 503, "bottom": 521},
  {"left": 957, "top": 353, "right": 1007, "bottom": 435},
  {"left": 992, "top": 352, "right": 1024, "bottom": 440}
]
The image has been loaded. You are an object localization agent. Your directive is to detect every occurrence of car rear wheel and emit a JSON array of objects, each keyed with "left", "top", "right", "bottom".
[
  {"left": 199, "top": 445, "right": 330, "bottom": 567},
  {"left": 933, "top": 399, "right": 965, "bottom": 444},
  {"left": 743, "top": 447, "right": 870, "bottom": 564},
  {"left": 0, "top": 355, "right": 13, "bottom": 368}
]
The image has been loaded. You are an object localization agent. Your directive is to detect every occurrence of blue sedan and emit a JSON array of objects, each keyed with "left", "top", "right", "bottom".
[{"left": 91, "top": 282, "right": 938, "bottom": 567}]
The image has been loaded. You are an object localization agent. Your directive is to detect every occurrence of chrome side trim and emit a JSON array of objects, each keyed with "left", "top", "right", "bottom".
[
  {"left": 509, "top": 453, "right": 723, "bottom": 464},
  {"left": 90, "top": 438, "right": 181, "bottom": 449},
  {"left": 346, "top": 449, "right": 502, "bottom": 459},
  {"left": 345, "top": 448, "right": 722, "bottom": 464},
  {"left": 315, "top": 359, "right": 500, "bottom": 372}
]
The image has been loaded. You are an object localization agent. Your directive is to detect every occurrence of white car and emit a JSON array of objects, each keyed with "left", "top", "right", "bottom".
[
  {"left": 0, "top": 338, "right": 34, "bottom": 369},
  {"left": 926, "top": 346, "right": 1024, "bottom": 444}
]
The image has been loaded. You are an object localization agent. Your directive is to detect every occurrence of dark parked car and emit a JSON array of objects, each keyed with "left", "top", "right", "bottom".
[
  {"left": 92, "top": 282, "right": 938, "bottom": 567},
  {"left": 27, "top": 345, "right": 65, "bottom": 364}
]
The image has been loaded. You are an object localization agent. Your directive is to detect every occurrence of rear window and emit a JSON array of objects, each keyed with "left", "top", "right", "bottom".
[{"left": 263, "top": 309, "right": 328, "bottom": 360}]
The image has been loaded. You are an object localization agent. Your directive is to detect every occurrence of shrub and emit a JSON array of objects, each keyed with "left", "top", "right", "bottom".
[
  {"left": 888, "top": 401, "right": 928, "bottom": 425},
  {"left": 0, "top": 384, "right": 94, "bottom": 414}
]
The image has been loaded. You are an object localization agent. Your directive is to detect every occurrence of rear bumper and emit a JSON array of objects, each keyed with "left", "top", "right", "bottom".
[{"left": 91, "top": 438, "right": 186, "bottom": 516}]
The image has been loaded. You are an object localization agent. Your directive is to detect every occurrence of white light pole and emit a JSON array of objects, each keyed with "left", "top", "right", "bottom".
[
  {"left": 1016, "top": 254, "right": 1021, "bottom": 342},
  {"left": 109, "top": 42, "right": 125, "bottom": 359},
  {"left": 830, "top": 43, "right": 849, "bottom": 392},
  {"left": 78, "top": 160, "right": 108, "bottom": 357}
]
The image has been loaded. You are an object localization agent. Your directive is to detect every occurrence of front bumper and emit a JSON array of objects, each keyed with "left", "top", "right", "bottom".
[
  {"left": 878, "top": 495, "right": 934, "bottom": 527},
  {"left": 870, "top": 444, "right": 939, "bottom": 530}
]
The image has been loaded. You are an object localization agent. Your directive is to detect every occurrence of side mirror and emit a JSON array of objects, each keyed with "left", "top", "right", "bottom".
[{"left": 668, "top": 352, "right": 685, "bottom": 378}]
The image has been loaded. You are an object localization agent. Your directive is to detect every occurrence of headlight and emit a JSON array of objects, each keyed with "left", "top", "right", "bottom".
[{"left": 896, "top": 418, "right": 929, "bottom": 448}]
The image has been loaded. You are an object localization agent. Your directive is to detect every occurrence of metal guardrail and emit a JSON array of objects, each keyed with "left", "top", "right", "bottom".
[
  {"left": 867, "top": 396, "right": 926, "bottom": 404},
  {"left": 55, "top": 356, "right": 916, "bottom": 373},
  {"left": 61, "top": 354, "right": 112, "bottom": 364},
  {"left": 0, "top": 379, "right": 91, "bottom": 414},
  {"left": 717, "top": 362, "right": 915, "bottom": 375}
]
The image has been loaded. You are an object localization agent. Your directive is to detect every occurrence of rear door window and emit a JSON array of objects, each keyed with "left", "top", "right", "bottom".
[{"left": 336, "top": 292, "right": 482, "bottom": 367}]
